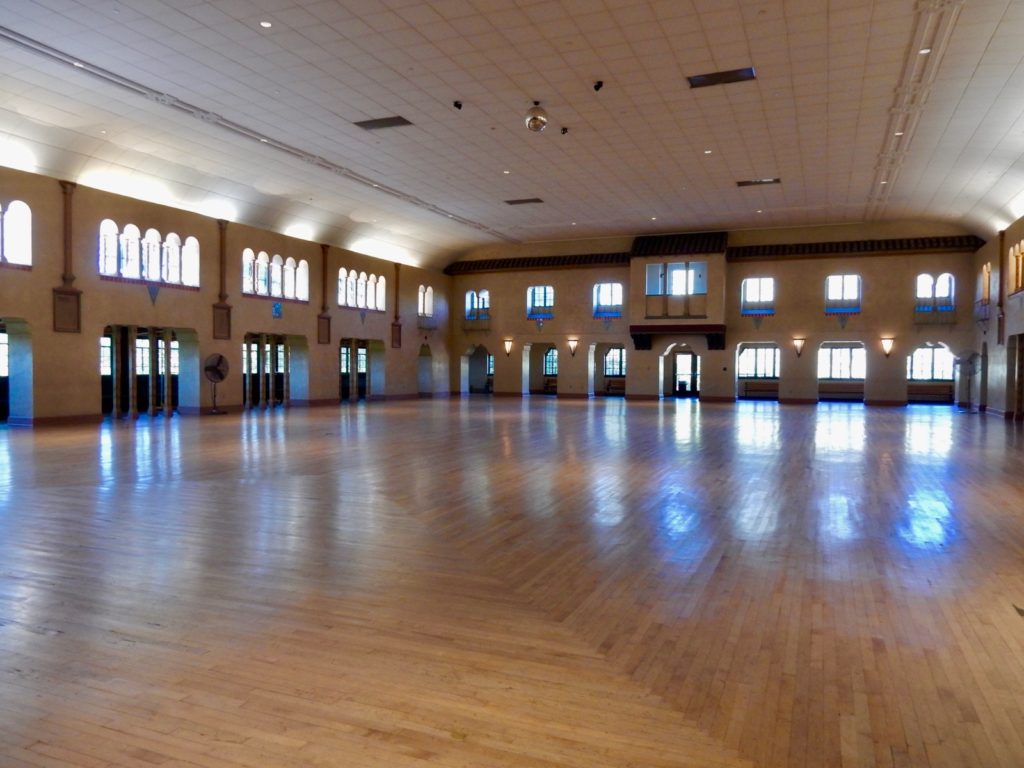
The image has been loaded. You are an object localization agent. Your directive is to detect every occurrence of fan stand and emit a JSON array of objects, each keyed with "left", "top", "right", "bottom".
[{"left": 209, "top": 381, "right": 226, "bottom": 415}]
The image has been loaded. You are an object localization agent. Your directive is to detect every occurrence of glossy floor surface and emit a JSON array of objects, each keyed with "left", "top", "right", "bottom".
[{"left": 1, "top": 400, "right": 1023, "bottom": 767}]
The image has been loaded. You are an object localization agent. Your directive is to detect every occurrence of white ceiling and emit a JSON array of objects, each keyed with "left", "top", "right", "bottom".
[{"left": 0, "top": 0, "right": 1021, "bottom": 271}]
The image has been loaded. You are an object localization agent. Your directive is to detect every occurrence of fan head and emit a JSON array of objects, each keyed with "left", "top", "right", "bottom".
[{"left": 203, "top": 353, "right": 230, "bottom": 383}]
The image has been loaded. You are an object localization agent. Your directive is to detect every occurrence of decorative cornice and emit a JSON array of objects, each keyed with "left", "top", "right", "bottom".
[
  {"left": 444, "top": 251, "right": 631, "bottom": 276},
  {"left": 726, "top": 235, "right": 985, "bottom": 261},
  {"left": 631, "top": 231, "right": 728, "bottom": 256}
]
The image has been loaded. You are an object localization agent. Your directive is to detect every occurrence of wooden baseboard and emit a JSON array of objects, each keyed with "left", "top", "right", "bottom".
[
  {"left": 556, "top": 393, "right": 590, "bottom": 400},
  {"left": 7, "top": 413, "right": 106, "bottom": 428},
  {"left": 493, "top": 391, "right": 525, "bottom": 398},
  {"left": 625, "top": 393, "right": 660, "bottom": 401},
  {"left": 865, "top": 399, "right": 907, "bottom": 407},
  {"left": 699, "top": 395, "right": 736, "bottom": 403},
  {"left": 779, "top": 398, "right": 817, "bottom": 405}
]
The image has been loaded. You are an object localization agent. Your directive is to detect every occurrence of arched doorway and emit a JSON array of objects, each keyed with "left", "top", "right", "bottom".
[
  {"left": 594, "top": 343, "right": 627, "bottom": 396},
  {"left": 242, "top": 333, "right": 299, "bottom": 409},
  {"left": 461, "top": 344, "right": 493, "bottom": 394},
  {"left": 101, "top": 325, "right": 184, "bottom": 418},
  {"left": 339, "top": 338, "right": 368, "bottom": 402},
  {"left": 661, "top": 343, "right": 700, "bottom": 398},
  {"left": 417, "top": 343, "right": 434, "bottom": 397},
  {"left": 529, "top": 343, "right": 558, "bottom": 395}
]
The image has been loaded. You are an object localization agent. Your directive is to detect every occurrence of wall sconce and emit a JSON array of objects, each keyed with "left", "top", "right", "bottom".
[
  {"left": 792, "top": 337, "right": 806, "bottom": 357},
  {"left": 567, "top": 338, "right": 579, "bottom": 357},
  {"left": 881, "top": 337, "right": 894, "bottom": 357},
  {"left": 503, "top": 338, "right": 513, "bottom": 356}
]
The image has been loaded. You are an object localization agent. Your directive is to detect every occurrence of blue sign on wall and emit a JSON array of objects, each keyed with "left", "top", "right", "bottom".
[{"left": 272, "top": 302, "right": 282, "bottom": 319}]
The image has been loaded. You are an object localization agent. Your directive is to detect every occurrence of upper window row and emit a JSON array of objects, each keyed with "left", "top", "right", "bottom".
[
  {"left": 337, "top": 268, "right": 386, "bottom": 311},
  {"left": 740, "top": 273, "right": 956, "bottom": 316},
  {"left": 0, "top": 201, "right": 31, "bottom": 266},
  {"left": 242, "top": 249, "right": 309, "bottom": 301},
  {"left": 100, "top": 220, "right": 199, "bottom": 286},
  {"left": 463, "top": 283, "right": 624, "bottom": 321},
  {"left": 418, "top": 285, "right": 434, "bottom": 317}
]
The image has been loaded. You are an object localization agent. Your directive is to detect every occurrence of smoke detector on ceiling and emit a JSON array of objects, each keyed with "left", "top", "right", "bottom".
[{"left": 525, "top": 102, "right": 548, "bottom": 132}]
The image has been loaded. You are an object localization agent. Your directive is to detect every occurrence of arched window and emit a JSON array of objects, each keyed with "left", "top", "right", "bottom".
[
  {"left": 980, "top": 263, "right": 992, "bottom": 304},
  {"left": 270, "top": 255, "right": 284, "bottom": 297},
  {"left": 478, "top": 289, "right": 489, "bottom": 316},
  {"left": 367, "top": 274, "right": 378, "bottom": 310},
  {"left": 935, "top": 273, "right": 954, "bottom": 311},
  {"left": 465, "top": 290, "right": 478, "bottom": 319},
  {"left": 375, "top": 276, "right": 386, "bottom": 311},
  {"left": 163, "top": 233, "right": 181, "bottom": 283},
  {"left": 916, "top": 272, "right": 954, "bottom": 312},
  {"left": 242, "top": 248, "right": 256, "bottom": 293},
  {"left": 119, "top": 224, "right": 141, "bottom": 278},
  {"left": 543, "top": 347, "right": 559, "bottom": 376},
  {"left": 181, "top": 237, "right": 200, "bottom": 287},
  {"left": 2, "top": 200, "right": 31, "bottom": 265},
  {"left": 418, "top": 285, "right": 434, "bottom": 317},
  {"left": 357, "top": 272, "right": 368, "bottom": 307},
  {"left": 338, "top": 268, "right": 348, "bottom": 305},
  {"left": 347, "top": 270, "right": 357, "bottom": 306},
  {"left": 604, "top": 347, "right": 626, "bottom": 377},
  {"left": 143, "top": 228, "right": 162, "bottom": 281},
  {"left": 295, "top": 260, "right": 309, "bottom": 301},
  {"left": 283, "top": 258, "right": 296, "bottom": 299},
  {"left": 255, "top": 251, "right": 270, "bottom": 295},
  {"left": 908, "top": 346, "right": 955, "bottom": 381},
  {"left": 99, "top": 219, "right": 119, "bottom": 275}
]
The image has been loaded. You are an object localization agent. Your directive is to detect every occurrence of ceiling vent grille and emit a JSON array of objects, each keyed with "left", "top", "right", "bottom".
[
  {"left": 353, "top": 116, "right": 413, "bottom": 130},
  {"left": 504, "top": 198, "right": 544, "bottom": 205},
  {"left": 736, "top": 178, "right": 781, "bottom": 187},
  {"left": 687, "top": 67, "right": 756, "bottom": 88}
]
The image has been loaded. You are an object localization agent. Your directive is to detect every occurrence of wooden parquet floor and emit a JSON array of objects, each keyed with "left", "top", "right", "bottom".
[{"left": 1, "top": 399, "right": 1023, "bottom": 767}]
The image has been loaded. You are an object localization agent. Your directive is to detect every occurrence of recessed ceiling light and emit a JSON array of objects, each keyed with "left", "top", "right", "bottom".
[
  {"left": 880, "top": 180, "right": 888, "bottom": 184},
  {"left": 260, "top": 21, "right": 273, "bottom": 28},
  {"left": 503, "top": 170, "right": 510, "bottom": 174},
  {"left": 72, "top": 61, "right": 84, "bottom": 68},
  {"left": 571, "top": 222, "right": 576, "bottom": 226},
  {"left": 919, "top": 47, "right": 931, "bottom": 54},
  {"left": 895, "top": 131, "right": 904, "bottom": 136},
  {"left": 259, "top": 138, "right": 268, "bottom": 143},
  {"left": 650, "top": 216, "right": 657, "bottom": 221},
  {"left": 703, "top": 149, "right": 712, "bottom": 155},
  {"left": 756, "top": 209, "right": 763, "bottom": 213}
]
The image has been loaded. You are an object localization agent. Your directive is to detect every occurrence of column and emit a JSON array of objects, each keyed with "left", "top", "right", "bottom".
[
  {"left": 126, "top": 326, "right": 138, "bottom": 419},
  {"left": 110, "top": 327, "right": 121, "bottom": 417},
  {"left": 269, "top": 336, "right": 279, "bottom": 406},
  {"left": 163, "top": 329, "right": 174, "bottom": 417},
  {"left": 258, "top": 333, "right": 267, "bottom": 409},
  {"left": 349, "top": 339, "right": 359, "bottom": 403},
  {"left": 282, "top": 337, "right": 291, "bottom": 407},
  {"left": 148, "top": 328, "right": 159, "bottom": 416}
]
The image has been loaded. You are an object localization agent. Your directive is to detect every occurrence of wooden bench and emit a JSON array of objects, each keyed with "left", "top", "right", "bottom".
[
  {"left": 818, "top": 381, "right": 865, "bottom": 401},
  {"left": 907, "top": 382, "right": 954, "bottom": 403},
  {"left": 604, "top": 378, "right": 626, "bottom": 396},
  {"left": 542, "top": 377, "right": 558, "bottom": 394},
  {"left": 738, "top": 379, "right": 778, "bottom": 400}
]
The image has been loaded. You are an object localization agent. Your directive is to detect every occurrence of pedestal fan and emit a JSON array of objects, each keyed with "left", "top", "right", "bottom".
[{"left": 203, "top": 353, "right": 230, "bottom": 414}]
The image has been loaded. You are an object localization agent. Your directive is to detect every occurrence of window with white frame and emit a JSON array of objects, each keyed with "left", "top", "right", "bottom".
[
  {"left": 593, "top": 282, "right": 624, "bottom": 317},
  {"left": 337, "top": 267, "right": 385, "bottom": 311},
  {"left": 242, "top": 248, "right": 307, "bottom": 300},
  {"left": 0, "top": 200, "right": 32, "bottom": 266},
  {"left": 824, "top": 274, "right": 861, "bottom": 314},
  {"left": 527, "top": 285, "right": 555, "bottom": 318},
  {"left": 98, "top": 220, "right": 199, "bottom": 287},
  {"left": 737, "top": 345, "right": 780, "bottom": 378},
  {"left": 0, "top": 332, "right": 8, "bottom": 377},
  {"left": 741, "top": 277, "right": 775, "bottom": 315},
  {"left": 135, "top": 338, "right": 151, "bottom": 376},
  {"left": 908, "top": 346, "right": 955, "bottom": 381},
  {"left": 486, "top": 354, "right": 494, "bottom": 375},
  {"left": 418, "top": 285, "right": 434, "bottom": 317},
  {"left": 543, "top": 347, "right": 558, "bottom": 376},
  {"left": 915, "top": 273, "right": 954, "bottom": 312},
  {"left": 604, "top": 347, "right": 626, "bottom": 377},
  {"left": 817, "top": 344, "right": 866, "bottom": 379},
  {"left": 645, "top": 261, "right": 708, "bottom": 296},
  {"left": 465, "top": 289, "right": 490, "bottom": 320}
]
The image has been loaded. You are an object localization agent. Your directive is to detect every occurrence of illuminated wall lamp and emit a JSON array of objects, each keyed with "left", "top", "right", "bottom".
[
  {"left": 792, "top": 337, "right": 806, "bottom": 357},
  {"left": 567, "top": 338, "right": 579, "bottom": 357},
  {"left": 881, "top": 337, "right": 895, "bottom": 357},
  {"left": 503, "top": 338, "right": 513, "bottom": 356}
]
